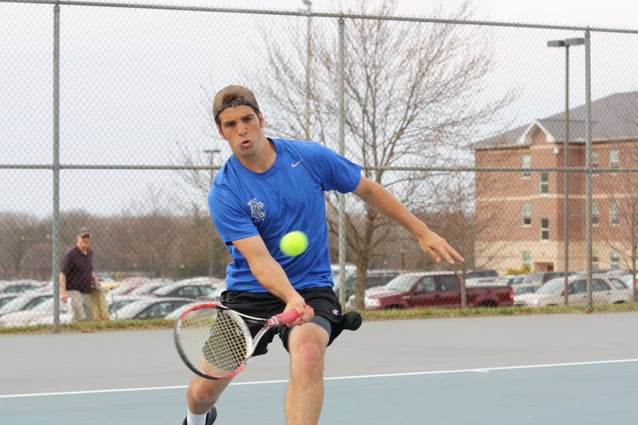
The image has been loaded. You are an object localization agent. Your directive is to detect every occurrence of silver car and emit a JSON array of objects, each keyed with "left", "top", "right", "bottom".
[{"left": 514, "top": 275, "right": 632, "bottom": 307}]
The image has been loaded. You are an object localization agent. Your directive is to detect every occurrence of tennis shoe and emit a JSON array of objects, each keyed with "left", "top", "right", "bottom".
[
  {"left": 182, "top": 406, "right": 217, "bottom": 425},
  {"left": 205, "top": 406, "right": 217, "bottom": 425}
]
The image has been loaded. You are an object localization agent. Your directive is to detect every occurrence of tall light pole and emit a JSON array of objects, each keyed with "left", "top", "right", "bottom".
[
  {"left": 302, "top": 0, "right": 312, "bottom": 139},
  {"left": 547, "top": 37, "right": 584, "bottom": 305}
]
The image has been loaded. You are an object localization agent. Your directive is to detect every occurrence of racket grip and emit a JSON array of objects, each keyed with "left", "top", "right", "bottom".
[{"left": 268, "top": 309, "right": 301, "bottom": 326}]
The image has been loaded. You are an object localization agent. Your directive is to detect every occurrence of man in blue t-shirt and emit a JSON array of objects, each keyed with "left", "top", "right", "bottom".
[{"left": 182, "top": 85, "right": 464, "bottom": 425}]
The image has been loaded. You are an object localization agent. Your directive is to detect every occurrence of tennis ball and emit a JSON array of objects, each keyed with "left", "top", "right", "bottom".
[{"left": 279, "top": 231, "right": 308, "bottom": 256}]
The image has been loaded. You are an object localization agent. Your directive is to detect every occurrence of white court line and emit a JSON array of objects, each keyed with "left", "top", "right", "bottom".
[{"left": 2, "top": 358, "right": 637, "bottom": 399}]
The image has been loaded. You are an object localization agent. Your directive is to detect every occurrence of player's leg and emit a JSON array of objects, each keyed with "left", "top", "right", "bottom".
[
  {"left": 184, "top": 376, "right": 231, "bottom": 425},
  {"left": 285, "top": 320, "right": 330, "bottom": 425}
]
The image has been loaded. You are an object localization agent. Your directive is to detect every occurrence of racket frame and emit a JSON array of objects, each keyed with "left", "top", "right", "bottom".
[{"left": 174, "top": 302, "right": 299, "bottom": 380}]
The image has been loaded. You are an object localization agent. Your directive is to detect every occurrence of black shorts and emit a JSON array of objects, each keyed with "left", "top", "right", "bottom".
[{"left": 219, "top": 286, "right": 345, "bottom": 356}]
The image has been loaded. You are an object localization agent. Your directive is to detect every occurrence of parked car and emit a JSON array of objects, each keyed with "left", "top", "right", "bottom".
[
  {"left": 618, "top": 273, "right": 637, "bottom": 293},
  {"left": 521, "top": 271, "right": 566, "bottom": 286},
  {"left": 0, "top": 294, "right": 19, "bottom": 309},
  {"left": 0, "top": 279, "right": 44, "bottom": 294},
  {"left": 205, "top": 285, "right": 226, "bottom": 302},
  {"left": 127, "top": 282, "right": 168, "bottom": 296},
  {"left": 347, "top": 271, "right": 514, "bottom": 311},
  {"left": 106, "top": 278, "right": 169, "bottom": 295},
  {"left": 151, "top": 280, "right": 223, "bottom": 300},
  {"left": 330, "top": 263, "right": 357, "bottom": 284},
  {"left": 110, "top": 297, "right": 193, "bottom": 320},
  {"left": 106, "top": 294, "right": 149, "bottom": 319},
  {"left": 485, "top": 274, "right": 525, "bottom": 287},
  {"left": 0, "top": 298, "right": 72, "bottom": 328},
  {"left": 0, "top": 292, "right": 52, "bottom": 316},
  {"left": 334, "top": 269, "right": 403, "bottom": 301},
  {"left": 514, "top": 275, "right": 633, "bottom": 307},
  {"left": 164, "top": 301, "right": 200, "bottom": 320},
  {"left": 108, "top": 276, "right": 151, "bottom": 295},
  {"left": 500, "top": 274, "right": 526, "bottom": 286},
  {"left": 512, "top": 283, "right": 541, "bottom": 296},
  {"left": 465, "top": 269, "right": 499, "bottom": 286}
]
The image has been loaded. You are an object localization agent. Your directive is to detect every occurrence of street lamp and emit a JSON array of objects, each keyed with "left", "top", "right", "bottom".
[{"left": 547, "top": 37, "right": 584, "bottom": 305}]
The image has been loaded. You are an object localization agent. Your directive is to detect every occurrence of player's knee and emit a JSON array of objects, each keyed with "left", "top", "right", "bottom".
[
  {"left": 291, "top": 341, "right": 324, "bottom": 371},
  {"left": 190, "top": 381, "right": 219, "bottom": 405}
]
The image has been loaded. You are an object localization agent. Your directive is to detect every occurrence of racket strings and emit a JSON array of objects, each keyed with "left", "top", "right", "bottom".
[{"left": 200, "top": 310, "right": 249, "bottom": 375}]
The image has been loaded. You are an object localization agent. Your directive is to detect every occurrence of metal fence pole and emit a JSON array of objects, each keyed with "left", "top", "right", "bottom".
[
  {"left": 584, "top": 29, "right": 593, "bottom": 311},
  {"left": 337, "top": 17, "right": 347, "bottom": 309},
  {"left": 52, "top": 3, "right": 61, "bottom": 332}
]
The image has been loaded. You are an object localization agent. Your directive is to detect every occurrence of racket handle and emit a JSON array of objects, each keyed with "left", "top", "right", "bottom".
[{"left": 267, "top": 309, "right": 301, "bottom": 326}]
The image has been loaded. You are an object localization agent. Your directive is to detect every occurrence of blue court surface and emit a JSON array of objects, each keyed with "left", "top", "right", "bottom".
[{"left": 1, "top": 313, "right": 636, "bottom": 424}]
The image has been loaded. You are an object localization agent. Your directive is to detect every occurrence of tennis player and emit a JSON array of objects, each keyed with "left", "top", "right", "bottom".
[{"left": 182, "top": 85, "right": 464, "bottom": 425}]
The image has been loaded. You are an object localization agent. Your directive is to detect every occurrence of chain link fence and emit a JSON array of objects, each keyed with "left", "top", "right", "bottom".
[{"left": 1, "top": 0, "right": 637, "bottom": 330}]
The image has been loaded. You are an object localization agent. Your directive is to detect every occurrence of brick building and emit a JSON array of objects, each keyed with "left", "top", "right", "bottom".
[{"left": 472, "top": 92, "right": 638, "bottom": 274}]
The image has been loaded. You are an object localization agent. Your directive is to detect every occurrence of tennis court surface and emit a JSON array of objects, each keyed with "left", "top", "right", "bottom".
[{"left": 1, "top": 313, "right": 636, "bottom": 424}]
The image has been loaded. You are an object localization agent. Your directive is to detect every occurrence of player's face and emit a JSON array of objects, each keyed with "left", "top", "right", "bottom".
[{"left": 216, "top": 105, "right": 266, "bottom": 158}]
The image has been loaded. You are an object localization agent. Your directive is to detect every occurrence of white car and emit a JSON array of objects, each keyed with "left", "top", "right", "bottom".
[
  {"left": 0, "top": 291, "right": 53, "bottom": 316},
  {"left": 514, "top": 275, "right": 633, "bottom": 307},
  {"left": 0, "top": 298, "right": 72, "bottom": 327},
  {"left": 109, "top": 297, "right": 193, "bottom": 320}
]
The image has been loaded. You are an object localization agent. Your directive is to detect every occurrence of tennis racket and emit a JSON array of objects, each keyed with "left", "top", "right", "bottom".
[{"left": 174, "top": 302, "right": 300, "bottom": 380}]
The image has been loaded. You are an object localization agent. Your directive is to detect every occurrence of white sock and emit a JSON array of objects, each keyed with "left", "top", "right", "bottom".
[{"left": 186, "top": 409, "right": 208, "bottom": 425}]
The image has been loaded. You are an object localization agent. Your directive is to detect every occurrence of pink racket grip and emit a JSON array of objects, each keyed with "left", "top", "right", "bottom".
[{"left": 267, "top": 308, "right": 303, "bottom": 326}]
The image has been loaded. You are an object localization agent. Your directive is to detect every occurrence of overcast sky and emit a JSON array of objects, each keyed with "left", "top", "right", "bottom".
[{"left": 1, "top": 0, "right": 636, "bottom": 217}]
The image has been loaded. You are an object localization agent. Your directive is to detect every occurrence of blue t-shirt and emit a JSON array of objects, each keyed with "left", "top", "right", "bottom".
[{"left": 209, "top": 138, "right": 362, "bottom": 292}]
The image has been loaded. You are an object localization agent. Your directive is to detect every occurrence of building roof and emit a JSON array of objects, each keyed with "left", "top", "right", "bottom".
[{"left": 473, "top": 91, "right": 638, "bottom": 150}]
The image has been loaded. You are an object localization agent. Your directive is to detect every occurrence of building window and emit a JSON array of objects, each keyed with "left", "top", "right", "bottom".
[
  {"left": 610, "top": 201, "right": 620, "bottom": 225},
  {"left": 522, "top": 203, "right": 532, "bottom": 226},
  {"left": 540, "top": 218, "right": 549, "bottom": 241},
  {"left": 523, "top": 251, "right": 531, "bottom": 267},
  {"left": 592, "top": 202, "right": 599, "bottom": 225},
  {"left": 609, "top": 150, "right": 620, "bottom": 172},
  {"left": 540, "top": 172, "right": 549, "bottom": 194},
  {"left": 522, "top": 155, "right": 531, "bottom": 178},
  {"left": 610, "top": 252, "right": 620, "bottom": 270},
  {"left": 591, "top": 151, "right": 599, "bottom": 168},
  {"left": 592, "top": 251, "right": 600, "bottom": 270}
]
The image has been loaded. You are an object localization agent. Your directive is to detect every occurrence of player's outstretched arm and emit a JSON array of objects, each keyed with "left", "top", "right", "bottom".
[{"left": 352, "top": 176, "right": 464, "bottom": 265}]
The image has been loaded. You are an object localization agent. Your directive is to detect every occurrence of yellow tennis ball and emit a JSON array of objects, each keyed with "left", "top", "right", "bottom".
[{"left": 279, "top": 231, "right": 308, "bottom": 256}]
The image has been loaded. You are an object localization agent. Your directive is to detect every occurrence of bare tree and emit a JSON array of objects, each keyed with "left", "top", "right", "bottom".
[
  {"left": 590, "top": 94, "right": 638, "bottom": 298},
  {"left": 598, "top": 145, "right": 638, "bottom": 296},
  {"left": 252, "top": 0, "right": 514, "bottom": 308},
  {"left": 0, "top": 212, "right": 50, "bottom": 279},
  {"left": 171, "top": 139, "right": 231, "bottom": 279}
]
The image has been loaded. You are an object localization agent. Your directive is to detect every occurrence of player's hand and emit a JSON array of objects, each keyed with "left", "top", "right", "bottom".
[
  {"left": 285, "top": 297, "right": 314, "bottom": 326},
  {"left": 418, "top": 229, "right": 465, "bottom": 264}
]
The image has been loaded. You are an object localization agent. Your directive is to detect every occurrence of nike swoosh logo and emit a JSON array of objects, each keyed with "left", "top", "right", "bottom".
[{"left": 291, "top": 160, "right": 303, "bottom": 168}]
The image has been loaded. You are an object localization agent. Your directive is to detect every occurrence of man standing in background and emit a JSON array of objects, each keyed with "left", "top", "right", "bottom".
[{"left": 59, "top": 227, "right": 100, "bottom": 321}]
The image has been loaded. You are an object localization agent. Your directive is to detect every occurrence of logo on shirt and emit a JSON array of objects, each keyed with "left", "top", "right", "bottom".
[
  {"left": 291, "top": 159, "right": 303, "bottom": 168},
  {"left": 247, "top": 198, "right": 266, "bottom": 221}
]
